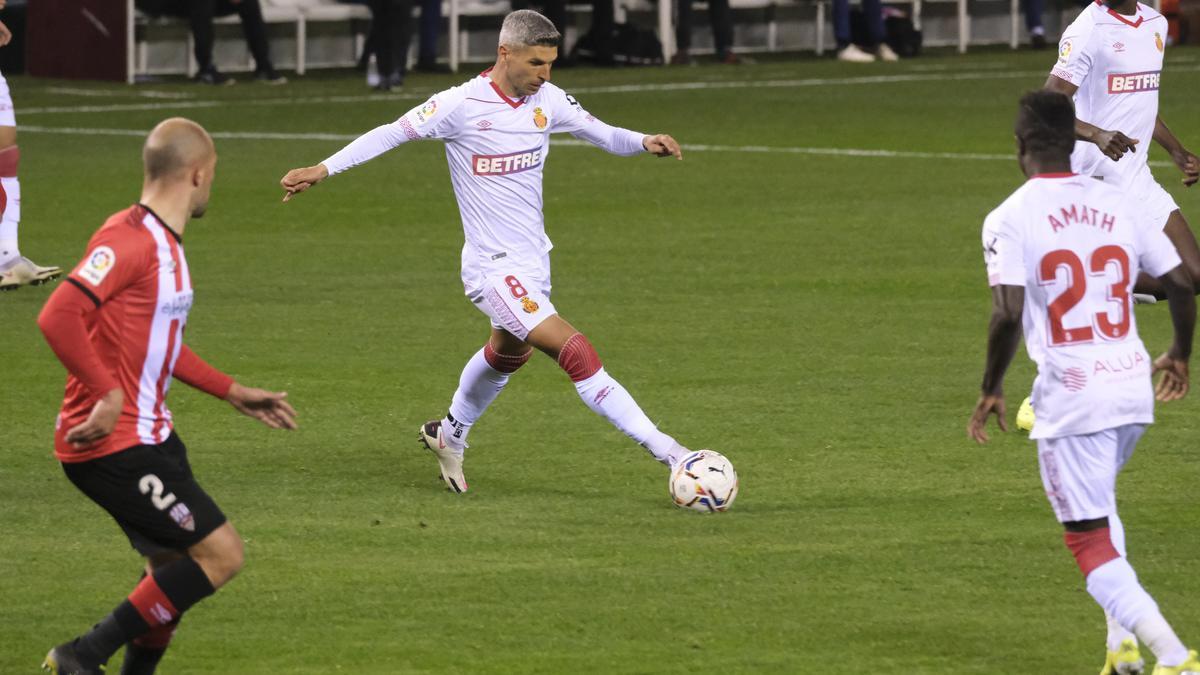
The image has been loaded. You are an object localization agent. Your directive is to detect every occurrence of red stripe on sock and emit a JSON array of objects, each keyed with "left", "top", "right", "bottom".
[
  {"left": 128, "top": 574, "right": 180, "bottom": 627},
  {"left": 0, "top": 145, "right": 19, "bottom": 177},
  {"left": 483, "top": 342, "right": 531, "bottom": 374},
  {"left": 1064, "top": 527, "right": 1120, "bottom": 577},
  {"left": 557, "top": 333, "right": 602, "bottom": 382}
]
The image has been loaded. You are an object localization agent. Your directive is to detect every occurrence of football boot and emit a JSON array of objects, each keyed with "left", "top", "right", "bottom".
[{"left": 418, "top": 420, "right": 468, "bottom": 494}]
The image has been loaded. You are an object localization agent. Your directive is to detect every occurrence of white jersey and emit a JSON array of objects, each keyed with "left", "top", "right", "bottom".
[
  {"left": 1051, "top": 1, "right": 1167, "bottom": 188},
  {"left": 322, "top": 71, "right": 646, "bottom": 294},
  {"left": 982, "top": 173, "right": 1180, "bottom": 439}
]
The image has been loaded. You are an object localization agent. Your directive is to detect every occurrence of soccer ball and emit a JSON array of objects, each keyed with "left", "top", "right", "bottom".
[{"left": 669, "top": 450, "right": 739, "bottom": 513}]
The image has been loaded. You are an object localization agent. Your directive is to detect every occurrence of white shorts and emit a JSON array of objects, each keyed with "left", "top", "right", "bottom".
[
  {"left": 467, "top": 267, "right": 556, "bottom": 341},
  {"left": 1037, "top": 424, "right": 1144, "bottom": 523},
  {"left": 0, "top": 70, "right": 14, "bottom": 127},
  {"left": 1131, "top": 166, "right": 1180, "bottom": 230}
]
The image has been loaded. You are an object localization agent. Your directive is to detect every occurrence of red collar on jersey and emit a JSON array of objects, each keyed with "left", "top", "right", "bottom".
[
  {"left": 480, "top": 68, "right": 527, "bottom": 109},
  {"left": 1030, "top": 172, "right": 1077, "bottom": 179},
  {"left": 1093, "top": 0, "right": 1144, "bottom": 27}
]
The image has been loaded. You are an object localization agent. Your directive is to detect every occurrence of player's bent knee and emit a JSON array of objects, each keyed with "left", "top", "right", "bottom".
[
  {"left": 191, "top": 523, "right": 245, "bottom": 587},
  {"left": 557, "top": 332, "right": 603, "bottom": 382},
  {"left": 484, "top": 341, "right": 532, "bottom": 374},
  {"left": 1064, "top": 526, "right": 1120, "bottom": 577}
]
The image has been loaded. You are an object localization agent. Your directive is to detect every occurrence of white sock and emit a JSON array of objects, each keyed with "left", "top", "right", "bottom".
[
  {"left": 0, "top": 176, "right": 20, "bottom": 268},
  {"left": 442, "top": 347, "right": 511, "bottom": 450},
  {"left": 1105, "top": 513, "right": 1138, "bottom": 651},
  {"left": 573, "top": 368, "right": 684, "bottom": 465},
  {"left": 1087, "top": 558, "right": 1189, "bottom": 666}
]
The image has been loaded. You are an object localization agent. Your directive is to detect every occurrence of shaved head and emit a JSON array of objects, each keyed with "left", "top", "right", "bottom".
[{"left": 143, "top": 117, "right": 215, "bottom": 182}]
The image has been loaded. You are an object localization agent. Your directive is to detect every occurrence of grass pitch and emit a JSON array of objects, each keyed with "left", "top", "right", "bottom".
[{"left": 2, "top": 47, "right": 1200, "bottom": 673}]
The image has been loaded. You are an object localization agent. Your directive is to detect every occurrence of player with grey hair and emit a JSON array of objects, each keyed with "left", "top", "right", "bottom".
[
  {"left": 498, "top": 8, "right": 560, "bottom": 48},
  {"left": 281, "top": 11, "right": 698, "bottom": 495}
]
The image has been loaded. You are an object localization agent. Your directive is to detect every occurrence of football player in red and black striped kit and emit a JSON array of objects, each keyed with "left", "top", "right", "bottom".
[{"left": 37, "top": 118, "right": 297, "bottom": 675}]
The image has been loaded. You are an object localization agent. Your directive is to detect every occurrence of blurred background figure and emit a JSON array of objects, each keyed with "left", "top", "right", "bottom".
[
  {"left": 415, "top": 0, "right": 446, "bottom": 71},
  {"left": 671, "top": 0, "right": 739, "bottom": 64},
  {"left": 137, "top": 0, "right": 287, "bottom": 84},
  {"left": 363, "top": 0, "right": 414, "bottom": 90},
  {"left": 833, "top": 0, "right": 898, "bottom": 62}
]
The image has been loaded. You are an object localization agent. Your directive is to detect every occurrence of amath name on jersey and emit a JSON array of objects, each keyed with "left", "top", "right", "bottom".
[
  {"left": 1048, "top": 203, "right": 1117, "bottom": 232},
  {"left": 1107, "top": 70, "right": 1160, "bottom": 94},
  {"left": 472, "top": 147, "right": 543, "bottom": 176}
]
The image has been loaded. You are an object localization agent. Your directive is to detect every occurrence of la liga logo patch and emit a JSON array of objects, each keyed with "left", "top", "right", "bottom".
[
  {"left": 79, "top": 245, "right": 115, "bottom": 286},
  {"left": 1058, "top": 40, "right": 1072, "bottom": 62}
]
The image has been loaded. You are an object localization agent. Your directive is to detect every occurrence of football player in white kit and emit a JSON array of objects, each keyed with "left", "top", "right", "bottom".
[
  {"left": 1045, "top": 0, "right": 1199, "bottom": 297},
  {"left": 0, "top": 0, "right": 60, "bottom": 290},
  {"left": 968, "top": 91, "right": 1199, "bottom": 675},
  {"left": 280, "top": 10, "right": 693, "bottom": 493}
]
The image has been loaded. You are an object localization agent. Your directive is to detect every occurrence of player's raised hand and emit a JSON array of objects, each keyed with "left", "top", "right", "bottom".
[
  {"left": 1094, "top": 130, "right": 1139, "bottom": 161},
  {"left": 967, "top": 393, "right": 1008, "bottom": 444},
  {"left": 279, "top": 164, "right": 329, "bottom": 202},
  {"left": 226, "top": 382, "right": 298, "bottom": 429},
  {"left": 65, "top": 388, "right": 124, "bottom": 447},
  {"left": 0, "top": 20, "right": 13, "bottom": 48},
  {"left": 642, "top": 134, "right": 683, "bottom": 160},
  {"left": 1153, "top": 352, "right": 1190, "bottom": 401},
  {"left": 1171, "top": 149, "right": 1199, "bottom": 187}
]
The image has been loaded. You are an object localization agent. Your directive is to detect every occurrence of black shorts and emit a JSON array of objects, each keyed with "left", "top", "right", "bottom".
[{"left": 62, "top": 433, "right": 227, "bottom": 557}]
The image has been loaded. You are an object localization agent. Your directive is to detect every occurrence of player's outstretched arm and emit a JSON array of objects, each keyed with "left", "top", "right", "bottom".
[
  {"left": 968, "top": 284, "right": 1025, "bottom": 444},
  {"left": 1043, "top": 75, "right": 1139, "bottom": 161},
  {"left": 1153, "top": 116, "right": 1200, "bottom": 188},
  {"left": 1154, "top": 265, "right": 1196, "bottom": 401},
  {"left": 280, "top": 164, "right": 329, "bottom": 202},
  {"left": 225, "top": 382, "right": 298, "bottom": 430},
  {"left": 643, "top": 134, "right": 683, "bottom": 160}
]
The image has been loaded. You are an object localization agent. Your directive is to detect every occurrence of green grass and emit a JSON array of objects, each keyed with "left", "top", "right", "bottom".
[{"left": 3, "top": 47, "right": 1200, "bottom": 672}]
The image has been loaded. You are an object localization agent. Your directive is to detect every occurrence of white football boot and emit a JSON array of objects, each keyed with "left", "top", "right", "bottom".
[
  {"left": 0, "top": 256, "right": 61, "bottom": 290},
  {"left": 418, "top": 420, "right": 468, "bottom": 493}
]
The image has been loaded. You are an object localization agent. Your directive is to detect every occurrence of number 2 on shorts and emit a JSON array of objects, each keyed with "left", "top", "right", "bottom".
[{"left": 139, "top": 473, "right": 178, "bottom": 511}]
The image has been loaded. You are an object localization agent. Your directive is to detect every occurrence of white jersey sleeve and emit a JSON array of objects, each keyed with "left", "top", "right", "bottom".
[
  {"left": 1050, "top": 14, "right": 1098, "bottom": 87},
  {"left": 1135, "top": 215, "right": 1182, "bottom": 277},
  {"left": 322, "top": 85, "right": 470, "bottom": 176},
  {"left": 547, "top": 88, "right": 646, "bottom": 156},
  {"left": 982, "top": 204, "right": 1026, "bottom": 287}
]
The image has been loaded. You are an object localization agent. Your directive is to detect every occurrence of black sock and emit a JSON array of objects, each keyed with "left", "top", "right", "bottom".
[
  {"left": 120, "top": 643, "right": 168, "bottom": 675},
  {"left": 75, "top": 557, "right": 214, "bottom": 665},
  {"left": 74, "top": 602, "right": 148, "bottom": 665}
]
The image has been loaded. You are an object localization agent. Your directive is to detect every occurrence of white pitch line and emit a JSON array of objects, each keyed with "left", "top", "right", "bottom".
[
  {"left": 45, "top": 86, "right": 196, "bottom": 100},
  {"left": 17, "top": 124, "right": 1176, "bottom": 168},
  {"left": 31, "top": 65, "right": 1200, "bottom": 116}
]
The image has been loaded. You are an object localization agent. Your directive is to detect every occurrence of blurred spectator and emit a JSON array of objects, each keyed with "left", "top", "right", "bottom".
[
  {"left": 364, "top": 0, "right": 413, "bottom": 90},
  {"left": 1023, "top": 0, "right": 1047, "bottom": 48},
  {"left": 671, "top": 0, "right": 738, "bottom": 64},
  {"left": 834, "top": 0, "right": 897, "bottom": 62},
  {"left": 137, "top": 0, "right": 287, "bottom": 84},
  {"left": 415, "top": 0, "right": 446, "bottom": 71}
]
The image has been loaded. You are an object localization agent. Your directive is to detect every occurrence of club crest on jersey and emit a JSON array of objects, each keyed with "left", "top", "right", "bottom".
[
  {"left": 472, "top": 147, "right": 543, "bottom": 176},
  {"left": 521, "top": 297, "right": 540, "bottom": 313},
  {"left": 533, "top": 107, "right": 548, "bottom": 130},
  {"left": 1107, "top": 71, "right": 1160, "bottom": 94},
  {"left": 415, "top": 99, "right": 438, "bottom": 125},
  {"left": 79, "top": 245, "right": 116, "bottom": 286},
  {"left": 1155, "top": 32, "right": 1164, "bottom": 52},
  {"left": 169, "top": 502, "right": 195, "bottom": 532}
]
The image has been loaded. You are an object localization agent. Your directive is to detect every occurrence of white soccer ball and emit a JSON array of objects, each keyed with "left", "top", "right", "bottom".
[{"left": 669, "top": 450, "right": 738, "bottom": 513}]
